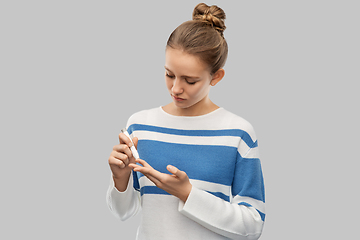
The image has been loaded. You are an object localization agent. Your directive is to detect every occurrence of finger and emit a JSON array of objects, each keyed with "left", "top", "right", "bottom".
[
  {"left": 118, "top": 132, "right": 133, "bottom": 147},
  {"left": 129, "top": 162, "right": 162, "bottom": 185},
  {"left": 113, "top": 144, "right": 133, "bottom": 160},
  {"left": 112, "top": 151, "right": 129, "bottom": 166},
  {"left": 166, "top": 165, "right": 177, "bottom": 174},
  {"left": 128, "top": 163, "right": 138, "bottom": 169},
  {"left": 144, "top": 173, "right": 162, "bottom": 186},
  {"left": 134, "top": 158, "right": 151, "bottom": 168},
  {"left": 132, "top": 159, "right": 165, "bottom": 181},
  {"left": 128, "top": 161, "right": 147, "bottom": 172},
  {"left": 109, "top": 156, "right": 126, "bottom": 169},
  {"left": 167, "top": 165, "right": 186, "bottom": 179},
  {"left": 128, "top": 162, "right": 146, "bottom": 171},
  {"left": 130, "top": 160, "right": 152, "bottom": 174}
]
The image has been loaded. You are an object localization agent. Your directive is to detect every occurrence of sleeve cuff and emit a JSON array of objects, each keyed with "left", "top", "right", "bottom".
[
  {"left": 107, "top": 171, "right": 140, "bottom": 221},
  {"left": 178, "top": 186, "right": 212, "bottom": 220}
]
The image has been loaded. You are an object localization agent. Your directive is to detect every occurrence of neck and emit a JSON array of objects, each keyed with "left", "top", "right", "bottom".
[{"left": 164, "top": 96, "right": 219, "bottom": 117}]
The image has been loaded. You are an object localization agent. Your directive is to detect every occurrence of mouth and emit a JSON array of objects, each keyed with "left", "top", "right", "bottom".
[{"left": 172, "top": 95, "right": 186, "bottom": 102}]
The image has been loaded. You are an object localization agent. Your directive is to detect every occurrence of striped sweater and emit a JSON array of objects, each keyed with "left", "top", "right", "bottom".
[{"left": 107, "top": 107, "right": 265, "bottom": 240}]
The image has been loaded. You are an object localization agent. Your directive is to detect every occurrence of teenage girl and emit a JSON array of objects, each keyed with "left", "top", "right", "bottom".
[{"left": 107, "top": 3, "right": 265, "bottom": 239}]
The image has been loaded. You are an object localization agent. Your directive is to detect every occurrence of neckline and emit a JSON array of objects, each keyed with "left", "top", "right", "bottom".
[{"left": 159, "top": 106, "right": 223, "bottom": 119}]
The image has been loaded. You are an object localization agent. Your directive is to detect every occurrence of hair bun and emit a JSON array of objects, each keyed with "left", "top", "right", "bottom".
[{"left": 192, "top": 3, "right": 226, "bottom": 35}]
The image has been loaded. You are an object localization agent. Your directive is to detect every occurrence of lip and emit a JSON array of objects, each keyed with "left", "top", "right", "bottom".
[{"left": 172, "top": 95, "right": 186, "bottom": 102}]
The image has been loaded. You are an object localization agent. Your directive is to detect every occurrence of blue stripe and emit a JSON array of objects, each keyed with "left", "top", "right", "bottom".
[
  {"left": 238, "top": 202, "right": 252, "bottom": 207},
  {"left": 132, "top": 170, "right": 140, "bottom": 191},
  {"left": 140, "top": 186, "right": 229, "bottom": 201},
  {"left": 258, "top": 210, "right": 266, "bottom": 221},
  {"left": 137, "top": 140, "right": 237, "bottom": 186},
  {"left": 208, "top": 191, "right": 230, "bottom": 202},
  {"left": 140, "top": 186, "right": 169, "bottom": 196},
  {"left": 238, "top": 202, "right": 266, "bottom": 221},
  {"left": 128, "top": 124, "right": 256, "bottom": 148},
  {"left": 232, "top": 153, "right": 265, "bottom": 202}
]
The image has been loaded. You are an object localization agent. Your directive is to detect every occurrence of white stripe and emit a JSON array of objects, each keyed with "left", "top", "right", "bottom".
[
  {"left": 139, "top": 176, "right": 156, "bottom": 187},
  {"left": 238, "top": 143, "right": 251, "bottom": 158},
  {"left": 190, "top": 179, "right": 230, "bottom": 196},
  {"left": 128, "top": 107, "right": 256, "bottom": 141},
  {"left": 128, "top": 107, "right": 258, "bottom": 143},
  {"left": 135, "top": 130, "right": 240, "bottom": 148},
  {"left": 139, "top": 176, "right": 230, "bottom": 197},
  {"left": 232, "top": 195, "right": 265, "bottom": 213},
  {"left": 238, "top": 146, "right": 260, "bottom": 159},
  {"left": 135, "top": 131, "right": 256, "bottom": 158}
]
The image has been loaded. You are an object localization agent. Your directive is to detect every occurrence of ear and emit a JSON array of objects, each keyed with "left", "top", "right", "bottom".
[{"left": 210, "top": 68, "right": 225, "bottom": 86}]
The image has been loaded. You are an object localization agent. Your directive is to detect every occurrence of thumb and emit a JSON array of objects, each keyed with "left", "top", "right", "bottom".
[{"left": 167, "top": 165, "right": 185, "bottom": 178}]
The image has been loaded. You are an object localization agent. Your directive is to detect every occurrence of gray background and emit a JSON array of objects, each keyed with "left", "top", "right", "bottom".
[{"left": 1, "top": 0, "right": 359, "bottom": 239}]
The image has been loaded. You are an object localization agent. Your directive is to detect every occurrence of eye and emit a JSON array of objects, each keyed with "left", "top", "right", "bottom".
[
  {"left": 186, "top": 80, "right": 196, "bottom": 85},
  {"left": 166, "top": 73, "right": 175, "bottom": 79}
]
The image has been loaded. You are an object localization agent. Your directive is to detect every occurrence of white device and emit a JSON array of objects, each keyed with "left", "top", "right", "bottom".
[{"left": 121, "top": 128, "right": 140, "bottom": 159}]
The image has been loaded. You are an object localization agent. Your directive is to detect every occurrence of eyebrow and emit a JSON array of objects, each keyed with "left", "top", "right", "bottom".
[{"left": 164, "top": 67, "right": 200, "bottom": 79}]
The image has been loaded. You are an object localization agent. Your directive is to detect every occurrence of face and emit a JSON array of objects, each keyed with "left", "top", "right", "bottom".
[{"left": 164, "top": 48, "right": 213, "bottom": 111}]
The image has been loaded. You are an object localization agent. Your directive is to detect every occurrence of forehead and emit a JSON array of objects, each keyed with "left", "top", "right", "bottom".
[{"left": 165, "top": 48, "right": 208, "bottom": 75}]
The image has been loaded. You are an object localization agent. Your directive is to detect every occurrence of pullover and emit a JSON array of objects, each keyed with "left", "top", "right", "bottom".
[{"left": 107, "top": 107, "right": 265, "bottom": 239}]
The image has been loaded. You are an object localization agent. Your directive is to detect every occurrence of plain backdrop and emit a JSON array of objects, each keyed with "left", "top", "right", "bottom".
[{"left": 1, "top": 0, "right": 359, "bottom": 239}]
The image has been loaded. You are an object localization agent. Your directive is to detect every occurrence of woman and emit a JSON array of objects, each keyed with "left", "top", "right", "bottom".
[{"left": 107, "top": 3, "right": 265, "bottom": 239}]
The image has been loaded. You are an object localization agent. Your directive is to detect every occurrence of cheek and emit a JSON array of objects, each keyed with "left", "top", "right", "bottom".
[
  {"left": 189, "top": 83, "right": 210, "bottom": 98},
  {"left": 165, "top": 78, "right": 172, "bottom": 90}
]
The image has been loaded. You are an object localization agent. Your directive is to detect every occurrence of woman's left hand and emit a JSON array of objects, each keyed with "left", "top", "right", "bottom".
[{"left": 129, "top": 159, "right": 192, "bottom": 202}]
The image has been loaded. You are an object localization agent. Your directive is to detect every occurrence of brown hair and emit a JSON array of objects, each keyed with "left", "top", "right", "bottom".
[{"left": 166, "top": 3, "right": 228, "bottom": 75}]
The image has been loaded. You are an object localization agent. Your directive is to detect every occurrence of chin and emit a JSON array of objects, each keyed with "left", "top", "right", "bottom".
[
  {"left": 173, "top": 100, "right": 197, "bottom": 109},
  {"left": 173, "top": 102, "right": 188, "bottom": 108}
]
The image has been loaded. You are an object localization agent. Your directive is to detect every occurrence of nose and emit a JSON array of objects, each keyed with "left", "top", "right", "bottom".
[{"left": 171, "top": 78, "right": 184, "bottom": 95}]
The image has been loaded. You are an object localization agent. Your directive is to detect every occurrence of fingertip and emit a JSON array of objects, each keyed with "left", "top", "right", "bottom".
[
  {"left": 134, "top": 158, "right": 146, "bottom": 167},
  {"left": 136, "top": 158, "right": 145, "bottom": 163},
  {"left": 128, "top": 163, "right": 135, "bottom": 168},
  {"left": 167, "top": 165, "right": 177, "bottom": 173}
]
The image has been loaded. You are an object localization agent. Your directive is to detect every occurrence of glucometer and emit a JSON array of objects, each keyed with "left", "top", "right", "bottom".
[{"left": 121, "top": 128, "right": 140, "bottom": 159}]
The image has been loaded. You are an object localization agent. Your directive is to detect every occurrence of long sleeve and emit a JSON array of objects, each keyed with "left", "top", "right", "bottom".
[
  {"left": 178, "top": 141, "right": 265, "bottom": 240},
  {"left": 106, "top": 171, "right": 141, "bottom": 221}
]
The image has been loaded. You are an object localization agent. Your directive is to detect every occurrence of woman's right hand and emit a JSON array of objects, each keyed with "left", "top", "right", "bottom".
[{"left": 108, "top": 133, "right": 138, "bottom": 191}]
